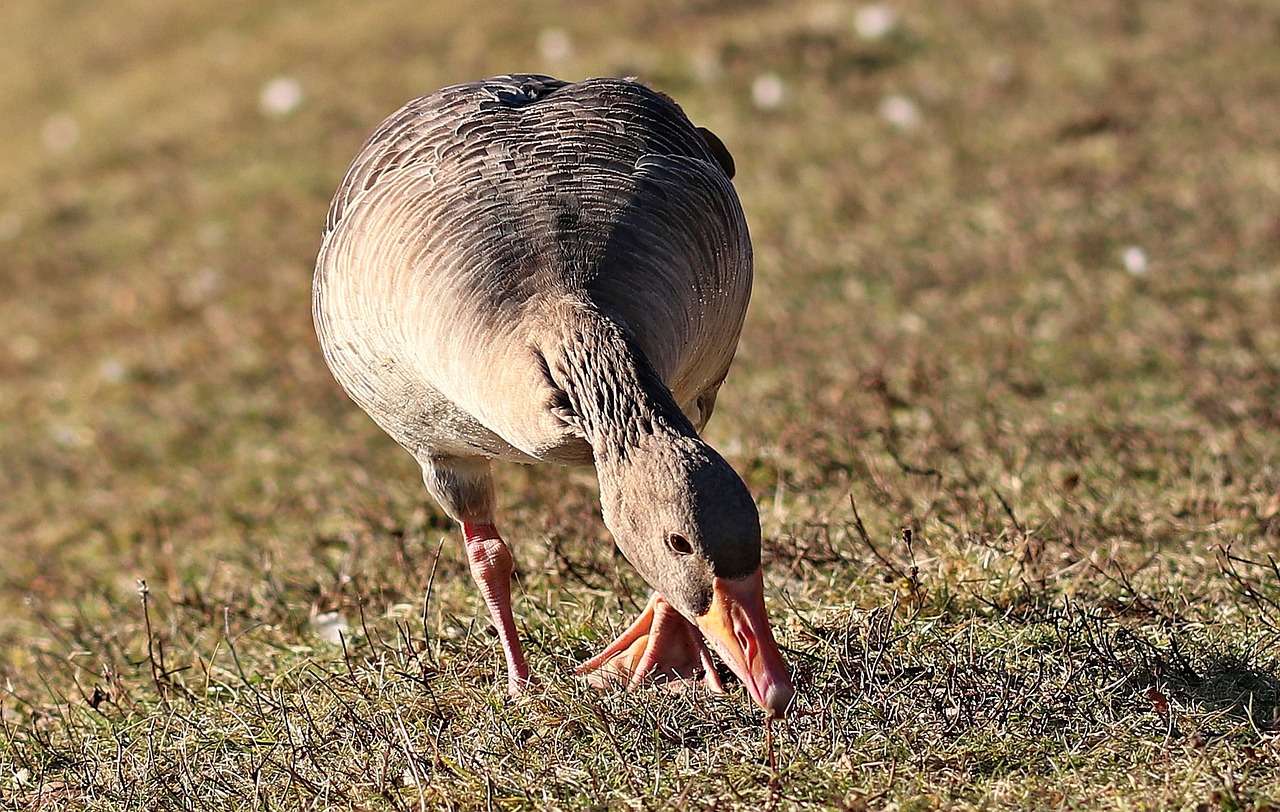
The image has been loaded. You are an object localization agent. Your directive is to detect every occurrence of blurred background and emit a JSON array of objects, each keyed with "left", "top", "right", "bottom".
[
  {"left": 5, "top": 0, "right": 1280, "bottom": 663},
  {"left": 5, "top": 0, "right": 1280, "bottom": 652},
  {"left": 1, "top": 0, "right": 1278, "bottom": 803}
]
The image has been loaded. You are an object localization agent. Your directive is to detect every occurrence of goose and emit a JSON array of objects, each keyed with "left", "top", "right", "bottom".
[{"left": 313, "top": 74, "right": 794, "bottom": 717}]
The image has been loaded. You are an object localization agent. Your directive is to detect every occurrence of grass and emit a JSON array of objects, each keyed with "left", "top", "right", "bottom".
[{"left": 2, "top": 0, "right": 1279, "bottom": 808}]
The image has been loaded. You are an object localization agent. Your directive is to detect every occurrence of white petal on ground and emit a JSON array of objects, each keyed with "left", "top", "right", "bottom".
[
  {"left": 98, "top": 358, "right": 128, "bottom": 384},
  {"left": 1122, "top": 245, "right": 1149, "bottom": 276},
  {"left": 537, "top": 28, "right": 573, "bottom": 63},
  {"left": 260, "top": 77, "right": 303, "bottom": 117},
  {"left": 854, "top": 4, "right": 898, "bottom": 40},
  {"left": 311, "top": 611, "right": 349, "bottom": 645},
  {"left": 879, "top": 94, "right": 921, "bottom": 130},
  {"left": 751, "top": 73, "right": 785, "bottom": 110}
]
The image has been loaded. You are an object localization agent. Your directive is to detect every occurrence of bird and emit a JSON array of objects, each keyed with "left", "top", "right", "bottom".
[{"left": 313, "top": 74, "right": 794, "bottom": 718}]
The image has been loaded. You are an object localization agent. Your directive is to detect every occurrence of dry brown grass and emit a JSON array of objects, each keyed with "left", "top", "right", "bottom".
[{"left": 2, "top": 1, "right": 1279, "bottom": 809}]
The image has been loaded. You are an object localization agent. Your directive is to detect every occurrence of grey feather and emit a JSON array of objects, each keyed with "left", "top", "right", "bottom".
[{"left": 314, "top": 74, "right": 757, "bottom": 598}]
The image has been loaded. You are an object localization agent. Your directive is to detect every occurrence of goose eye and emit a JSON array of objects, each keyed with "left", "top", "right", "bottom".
[{"left": 665, "top": 533, "right": 694, "bottom": 556}]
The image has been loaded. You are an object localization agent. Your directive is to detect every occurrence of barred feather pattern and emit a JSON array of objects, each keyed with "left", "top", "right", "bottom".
[{"left": 313, "top": 73, "right": 751, "bottom": 515}]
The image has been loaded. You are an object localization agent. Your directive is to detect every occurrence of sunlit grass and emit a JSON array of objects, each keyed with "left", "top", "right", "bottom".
[{"left": 2, "top": 0, "right": 1278, "bottom": 809}]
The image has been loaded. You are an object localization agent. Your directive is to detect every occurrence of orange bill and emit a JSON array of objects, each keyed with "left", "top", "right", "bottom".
[{"left": 694, "top": 568, "right": 795, "bottom": 718}]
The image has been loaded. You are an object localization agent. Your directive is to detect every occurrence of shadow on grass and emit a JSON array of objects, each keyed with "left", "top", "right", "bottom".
[
  {"left": 1148, "top": 650, "right": 1280, "bottom": 737},
  {"left": 1043, "top": 603, "right": 1280, "bottom": 740}
]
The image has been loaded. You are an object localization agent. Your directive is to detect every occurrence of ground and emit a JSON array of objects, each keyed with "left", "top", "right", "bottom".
[{"left": 1, "top": 1, "right": 1278, "bottom": 809}]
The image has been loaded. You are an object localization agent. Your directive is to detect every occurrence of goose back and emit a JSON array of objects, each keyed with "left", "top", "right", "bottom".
[{"left": 314, "top": 74, "right": 752, "bottom": 466}]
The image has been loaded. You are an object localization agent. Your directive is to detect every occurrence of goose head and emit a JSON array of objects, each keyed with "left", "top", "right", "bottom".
[{"left": 597, "top": 433, "right": 796, "bottom": 717}]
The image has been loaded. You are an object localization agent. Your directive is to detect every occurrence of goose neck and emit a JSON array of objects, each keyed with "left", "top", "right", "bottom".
[{"left": 542, "top": 307, "right": 695, "bottom": 464}]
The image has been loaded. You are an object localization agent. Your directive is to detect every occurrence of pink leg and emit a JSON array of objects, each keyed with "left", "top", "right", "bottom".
[{"left": 461, "top": 521, "right": 535, "bottom": 695}]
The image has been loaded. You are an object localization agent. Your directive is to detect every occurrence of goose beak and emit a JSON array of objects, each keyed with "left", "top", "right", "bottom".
[{"left": 694, "top": 568, "right": 795, "bottom": 718}]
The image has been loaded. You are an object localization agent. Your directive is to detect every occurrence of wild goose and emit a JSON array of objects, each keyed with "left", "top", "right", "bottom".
[{"left": 314, "top": 74, "right": 794, "bottom": 717}]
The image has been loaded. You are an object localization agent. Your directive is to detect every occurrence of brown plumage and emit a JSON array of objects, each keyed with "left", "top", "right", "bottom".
[{"left": 314, "top": 74, "right": 793, "bottom": 717}]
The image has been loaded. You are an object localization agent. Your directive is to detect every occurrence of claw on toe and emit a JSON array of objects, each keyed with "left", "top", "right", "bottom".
[
  {"left": 576, "top": 595, "right": 725, "bottom": 694},
  {"left": 506, "top": 673, "right": 541, "bottom": 697}
]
